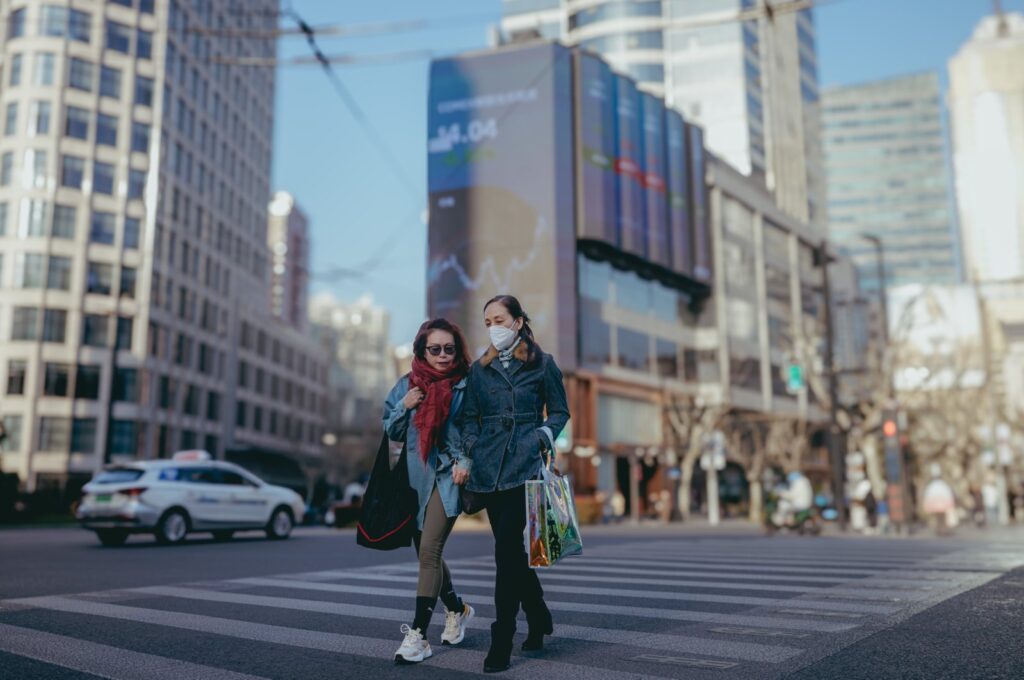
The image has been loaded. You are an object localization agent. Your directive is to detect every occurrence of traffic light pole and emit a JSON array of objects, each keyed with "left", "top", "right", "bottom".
[{"left": 820, "top": 242, "right": 847, "bottom": 531}]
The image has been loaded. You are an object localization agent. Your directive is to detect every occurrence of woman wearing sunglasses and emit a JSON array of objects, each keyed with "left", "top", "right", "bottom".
[
  {"left": 382, "top": 318, "right": 475, "bottom": 664},
  {"left": 460, "top": 294, "right": 570, "bottom": 673}
]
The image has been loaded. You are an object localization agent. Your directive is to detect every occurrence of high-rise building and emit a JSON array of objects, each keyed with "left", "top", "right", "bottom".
[
  {"left": 822, "top": 73, "right": 961, "bottom": 290},
  {"left": 267, "top": 191, "right": 309, "bottom": 331},
  {"left": 498, "top": 0, "right": 825, "bottom": 228},
  {"left": 948, "top": 11, "right": 1024, "bottom": 283},
  {"left": 0, "top": 1, "right": 326, "bottom": 499}
]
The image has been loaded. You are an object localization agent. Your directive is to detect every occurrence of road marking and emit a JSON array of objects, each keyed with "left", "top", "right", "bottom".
[
  {"left": 523, "top": 556, "right": 881, "bottom": 576},
  {"left": 776, "top": 609, "right": 867, "bottom": 619},
  {"left": 130, "top": 586, "right": 803, "bottom": 663},
  {"left": 708, "top": 627, "right": 813, "bottom": 639},
  {"left": 4, "top": 596, "right": 692, "bottom": 680},
  {"left": 630, "top": 654, "right": 740, "bottom": 670},
  {"left": 240, "top": 575, "right": 899, "bottom": 615},
  {"left": 591, "top": 551, "right": 926, "bottom": 568},
  {"left": 0, "top": 622, "right": 270, "bottom": 680}
]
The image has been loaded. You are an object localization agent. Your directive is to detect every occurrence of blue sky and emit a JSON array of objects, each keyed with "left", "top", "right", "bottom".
[{"left": 271, "top": 0, "right": 1023, "bottom": 344}]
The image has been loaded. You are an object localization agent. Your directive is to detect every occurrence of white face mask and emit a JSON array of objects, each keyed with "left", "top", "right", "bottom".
[{"left": 489, "top": 322, "right": 519, "bottom": 351}]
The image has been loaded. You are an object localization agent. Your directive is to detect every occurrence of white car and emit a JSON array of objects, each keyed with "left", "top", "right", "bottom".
[{"left": 77, "top": 451, "right": 306, "bottom": 547}]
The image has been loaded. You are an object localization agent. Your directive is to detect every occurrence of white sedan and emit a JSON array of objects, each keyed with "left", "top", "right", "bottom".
[{"left": 77, "top": 452, "right": 306, "bottom": 546}]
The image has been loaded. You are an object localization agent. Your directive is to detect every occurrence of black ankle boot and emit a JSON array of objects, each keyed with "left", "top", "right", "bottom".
[
  {"left": 484, "top": 622, "right": 514, "bottom": 673},
  {"left": 521, "top": 599, "right": 553, "bottom": 652}
]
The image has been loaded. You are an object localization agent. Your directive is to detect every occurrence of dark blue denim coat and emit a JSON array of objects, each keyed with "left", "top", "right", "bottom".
[{"left": 460, "top": 341, "right": 570, "bottom": 493}]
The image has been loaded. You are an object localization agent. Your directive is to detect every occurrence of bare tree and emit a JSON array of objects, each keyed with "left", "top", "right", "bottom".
[{"left": 664, "top": 394, "right": 729, "bottom": 520}]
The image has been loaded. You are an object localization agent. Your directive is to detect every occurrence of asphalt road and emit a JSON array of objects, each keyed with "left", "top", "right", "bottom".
[{"left": 1, "top": 521, "right": 1023, "bottom": 679}]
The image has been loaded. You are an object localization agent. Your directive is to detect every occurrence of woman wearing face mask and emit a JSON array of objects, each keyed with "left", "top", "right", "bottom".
[
  {"left": 460, "top": 294, "right": 570, "bottom": 673},
  {"left": 382, "top": 318, "right": 475, "bottom": 665}
]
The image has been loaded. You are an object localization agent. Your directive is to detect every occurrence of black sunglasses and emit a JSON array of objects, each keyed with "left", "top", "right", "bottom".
[{"left": 426, "top": 344, "right": 456, "bottom": 357}]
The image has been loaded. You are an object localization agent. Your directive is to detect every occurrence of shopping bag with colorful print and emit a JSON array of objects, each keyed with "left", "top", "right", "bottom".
[{"left": 525, "top": 455, "right": 583, "bottom": 568}]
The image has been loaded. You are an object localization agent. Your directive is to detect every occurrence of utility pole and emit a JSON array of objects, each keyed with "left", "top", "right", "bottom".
[
  {"left": 972, "top": 273, "right": 1010, "bottom": 524},
  {"left": 819, "top": 241, "right": 847, "bottom": 530}
]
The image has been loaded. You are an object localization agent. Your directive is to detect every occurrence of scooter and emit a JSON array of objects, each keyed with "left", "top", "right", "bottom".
[{"left": 764, "top": 489, "right": 822, "bottom": 536}]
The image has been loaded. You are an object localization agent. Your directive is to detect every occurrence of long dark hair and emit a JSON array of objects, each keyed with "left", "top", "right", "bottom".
[
  {"left": 413, "top": 318, "right": 471, "bottom": 376},
  {"left": 483, "top": 294, "right": 542, "bottom": 365}
]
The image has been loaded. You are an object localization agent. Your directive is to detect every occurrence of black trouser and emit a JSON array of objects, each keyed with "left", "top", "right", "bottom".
[{"left": 483, "top": 484, "right": 545, "bottom": 638}]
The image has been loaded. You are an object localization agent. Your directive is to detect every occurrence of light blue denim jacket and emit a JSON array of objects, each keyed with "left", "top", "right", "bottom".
[{"left": 382, "top": 374, "right": 467, "bottom": 529}]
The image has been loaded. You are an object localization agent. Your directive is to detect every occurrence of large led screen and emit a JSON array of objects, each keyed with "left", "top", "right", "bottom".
[
  {"left": 665, "top": 109, "right": 693, "bottom": 277},
  {"left": 640, "top": 92, "right": 670, "bottom": 268},
  {"left": 426, "top": 44, "right": 577, "bottom": 368},
  {"left": 614, "top": 74, "right": 646, "bottom": 259},
  {"left": 575, "top": 51, "right": 617, "bottom": 246}
]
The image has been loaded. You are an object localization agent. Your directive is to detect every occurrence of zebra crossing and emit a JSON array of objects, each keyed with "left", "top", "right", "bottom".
[{"left": 2, "top": 536, "right": 1023, "bottom": 679}]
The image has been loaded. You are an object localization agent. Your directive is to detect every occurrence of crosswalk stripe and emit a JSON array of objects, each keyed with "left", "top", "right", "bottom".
[
  {"left": 229, "top": 576, "right": 899, "bottom": 615},
  {"left": 0, "top": 622, "right": 270, "bottom": 680},
  {"left": 304, "top": 566, "right": 927, "bottom": 600},
  {"left": 220, "top": 576, "right": 858, "bottom": 631},
  {"left": 130, "top": 586, "right": 803, "bottom": 663},
  {"left": 7, "top": 596, "right": 696, "bottom": 680},
  {"left": 586, "top": 551, "right": 927, "bottom": 568}
]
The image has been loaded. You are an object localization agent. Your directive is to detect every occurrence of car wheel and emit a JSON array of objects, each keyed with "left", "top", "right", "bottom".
[
  {"left": 211, "top": 530, "right": 234, "bottom": 542},
  {"left": 95, "top": 529, "right": 129, "bottom": 547},
  {"left": 266, "top": 506, "right": 294, "bottom": 540},
  {"left": 155, "top": 508, "right": 190, "bottom": 545}
]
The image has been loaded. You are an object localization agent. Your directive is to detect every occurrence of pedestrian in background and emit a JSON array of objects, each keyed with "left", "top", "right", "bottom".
[
  {"left": 382, "top": 318, "right": 475, "bottom": 664},
  {"left": 460, "top": 294, "right": 570, "bottom": 673},
  {"left": 922, "top": 466, "right": 956, "bottom": 537}
]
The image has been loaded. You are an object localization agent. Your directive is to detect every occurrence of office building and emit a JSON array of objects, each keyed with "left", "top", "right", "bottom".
[
  {"left": 267, "top": 190, "right": 309, "bottom": 331},
  {"left": 0, "top": 0, "right": 326, "bottom": 499},
  {"left": 498, "top": 0, "right": 826, "bottom": 228},
  {"left": 822, "top": 73, "right": 961, "bottom": 290}
]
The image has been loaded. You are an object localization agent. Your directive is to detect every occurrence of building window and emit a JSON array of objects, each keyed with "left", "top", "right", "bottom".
[
  {"left": 86, "top": 261, "right": 113, "bottom": 295},
  {"left": 137, "top": 29, "right": 152, "bottom": 60},
  {"left": 68, "top": 58, "right": 93, "bottom": 91},
  {"left": 5, "top": 102, "right": 18, "bottom": 135},
  {"left": 128, "top": 168, "right": 145, "bottom": 199},
  {"left": 93, "top": 161, "right": 114, "bottom": 195},
  {"left": 123, "top": 217, "right": 140, "bottom": 249},
  {"left": 180, "top": 430, "right": 196, "bottom": 450},
  {"left": 235, "top": 400, "right": 247, "bottom": 428},
  {"left": 82, "top": 314, "right": 109, "bottom": 347},
  {"left": 14, "top": 252, "right": 45, "bottom": 288},
  {"left": 61, "top": 155, "right": 85, "bottom": 189},
  {"left": 131, "top": 122, "right": 149, "bottom": 153},
  {"left": 90, "top": 211, "right": 116, "bottom": 244},
  {"left": 106, "top": 20, "right": 132, "bottom": 53},
  {"left": 39, "top": 417, "right": 70, "bottom": 452},
  {"left": 113, "top": 368, "right": 138, "bottom": 403},
  {"left": 6, "top": 360, "right": 27, "bottom": 395},
  {"left": 47, "top": 256, "right": 71, "bottom": 290},
  {"left": 184, "top": 385, "right": 199, "bottom": 415},
  {"left": 0, "top": 202, "right": 8, "bottom": 235},
  {"left": 110, "top": 420, "right": 137, "bottom": 455},
  {"left": 1, "top": 152, "right": 13, "bottom": 185},
  {"left": 42, "top": 6, "right": 91, "bottom": 43},
  {"left": 19, "top": 199, "right": 48, "bottom": 237},
  {"left": 204, "top": 435, "right": 219, "bottom": 457},
  {"left": 159, "top": 376, "right": 176, "bottom": 410},
  {"left": 206, "top": 392, "right": 220, "bottom": 421},
  {"left": 100, "top": 65, "right": 121, "bottom": 99},
  {"left": 11, "top": 307, "right": 39, "bottom": 341},
  {"left": 140, "top": 0, "right": 155, "bottom": 14},
  {"left": 33, "top": 53, "right": 55, "bottom": 85},
  {"left": 71, "top": 418, "right": 97, "bottom": 453},
  {"left": 52, "top": 205, "right": 76, "bottom": 239},
  {"left": 96, "top": 113, "right": 118, "bottom": 146},
  {"left": 75, "top": 365, "right": 101, "bottom": 399},
  {"left": 29, "top": 101, "right": 51, "bottom": 136},
  {"left": 9, "top": 53, "right": 22, "bottom": 86},
  {"left": 135, "top": 75, "right": 154, "bottom": 107},
  {"left": 1, "top": 415, "right": 23, "bottom": 452},
  {"left": 253, "top": 406, "right": 263, "bottom": 432},
  {"left": 116, "top": 316, "right": 133, "bottom": 350},
  {"left": 119, "top": 266, "right": 136, "bottom": 298},
  {"left": 24, "top": 149, "right": 47, "bottom": 188},
  {"left": 7, "top": 8, "right": 26, "bottom": 39},
  {"left": 42, "top": 309, "right": 66, "bottom": 343},
  {"left": 43, "top": 363, "right": 70, "bottom": 396}
]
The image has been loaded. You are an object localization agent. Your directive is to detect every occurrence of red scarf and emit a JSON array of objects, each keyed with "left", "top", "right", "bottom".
[{"left": 409, "top": 358, "right": 464, "bottom": 464}]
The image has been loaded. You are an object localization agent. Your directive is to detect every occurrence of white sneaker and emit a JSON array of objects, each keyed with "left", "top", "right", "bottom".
[
  {"left": 441, "top": 603, "right": 474, "bottom": 646},
  {"left": 394, "top": 624, "right": 432, "bottom": 664}
]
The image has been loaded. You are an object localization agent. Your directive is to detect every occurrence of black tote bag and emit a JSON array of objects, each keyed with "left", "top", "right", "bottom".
[{"left": 356, "top": 435, "right": 418, "bottom": 550}]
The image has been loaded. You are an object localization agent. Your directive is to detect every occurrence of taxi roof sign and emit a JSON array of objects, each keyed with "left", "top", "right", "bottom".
[{"left": 172, "top": 449, "right": 212, "bottom": 461}]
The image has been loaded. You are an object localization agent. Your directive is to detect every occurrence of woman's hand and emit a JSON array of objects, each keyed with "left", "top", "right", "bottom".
[
  {"left": 402, "top": 387, "right": 424, "bottom": 409},
  {"left": 452, "top": 468, "right": 469, "bottom": 486}
]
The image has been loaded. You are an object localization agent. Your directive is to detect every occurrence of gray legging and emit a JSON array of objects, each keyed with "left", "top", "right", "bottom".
[{"left": 413, "top": 487, "right": 458, "bottom": 600}]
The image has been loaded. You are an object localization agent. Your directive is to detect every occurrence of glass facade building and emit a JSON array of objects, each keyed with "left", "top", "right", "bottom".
[{"left": 822, "top": 72, "right": 961, "bottom": 290}]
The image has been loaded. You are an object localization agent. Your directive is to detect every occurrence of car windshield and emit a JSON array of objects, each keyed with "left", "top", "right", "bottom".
[{"left": 93, "top": 468, "right": 144, "bottom": 484}]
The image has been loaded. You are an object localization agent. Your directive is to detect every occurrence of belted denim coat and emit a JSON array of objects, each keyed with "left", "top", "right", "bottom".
[
  {"left": 459, "top": 341, "right": 570, "bottom": 493},
  {"left": 382, "top": 374, "right": 466, "bottom": 529}
]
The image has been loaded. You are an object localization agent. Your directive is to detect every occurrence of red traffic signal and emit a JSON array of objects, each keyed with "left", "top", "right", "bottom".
[{"left": 883, "top": 420, "right": 898, "bottom": 438}]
